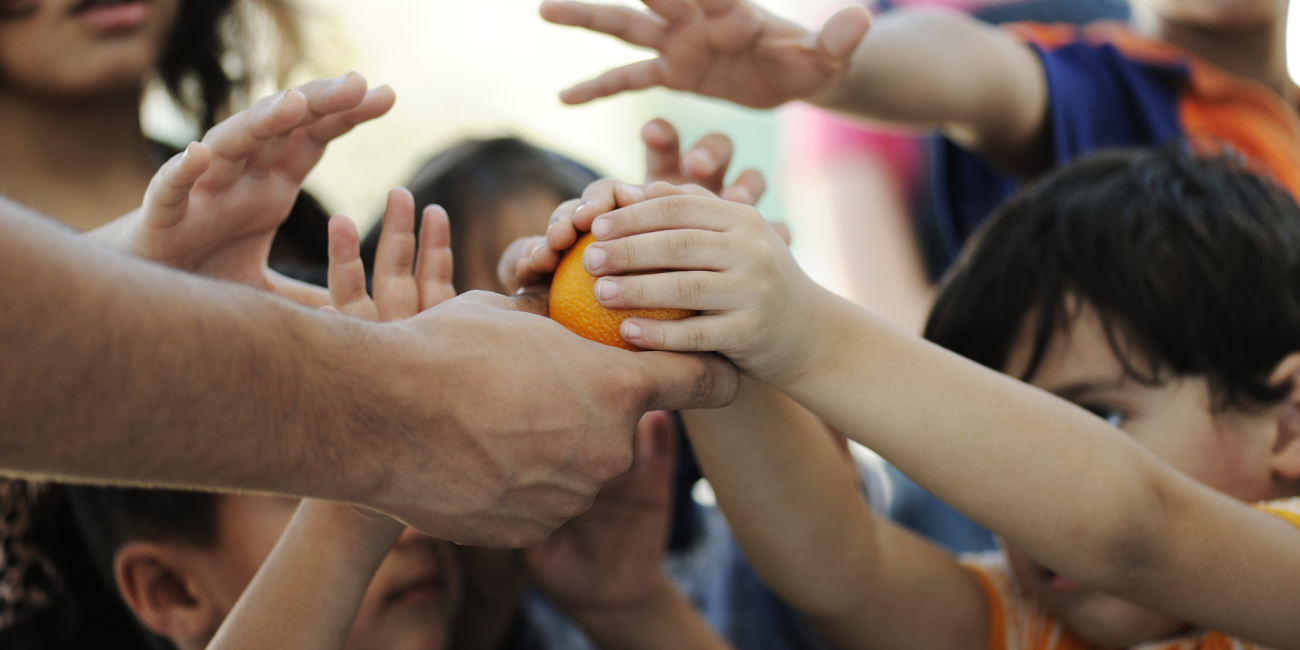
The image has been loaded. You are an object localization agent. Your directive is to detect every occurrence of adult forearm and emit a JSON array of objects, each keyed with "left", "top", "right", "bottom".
[{"left": 0, "top": 198, "right": 382, "bottom": 501}]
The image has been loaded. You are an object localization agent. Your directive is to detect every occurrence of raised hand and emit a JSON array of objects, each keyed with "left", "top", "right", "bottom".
[
  {"left": 95, "top": 72, "right": 396, "bottom": 305},
  {"left": 326, "top": 188, "right": 456, "bottom": 321},
  {"left": 497, "top": 118, "right": 768, "bottom": 294},
  {"left": 525, "top": 410, "right": 677, "bottom": 611},
  {"left": 542, "top": 0, "right": 872, "bottom": 108}
]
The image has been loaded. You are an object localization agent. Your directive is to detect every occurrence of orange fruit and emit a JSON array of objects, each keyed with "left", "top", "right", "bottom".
[{"left": 549, "top": 233, "right": 695, "bottom": 351}]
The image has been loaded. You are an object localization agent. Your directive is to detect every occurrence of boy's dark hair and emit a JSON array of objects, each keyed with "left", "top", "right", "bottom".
[
  {"left": 0, "top": 486, "right": 221, "bottom": 650},
  {"left": 925, "top": 148, "right": 1300, "bottom": 411},
  {"left": 360, "top": 137, "right": 600, "bottom": 293}
]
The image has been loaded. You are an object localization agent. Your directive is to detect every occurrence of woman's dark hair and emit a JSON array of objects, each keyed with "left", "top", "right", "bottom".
[
  {"left": 925, "top": 147, "right": 1300, "bottom": 411},
  {"left": 360, "top": 137, "right": 601, "bottom": 294},
  {"left": 0, "top": 0, "right": 304, "bottom": 131},
  {"left": 0, "top": 485, "right": 221, "bottom": 650}
]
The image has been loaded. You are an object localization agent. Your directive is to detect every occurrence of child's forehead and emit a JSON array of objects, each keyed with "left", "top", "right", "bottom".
[{"left": 1002, "top": 300, "right": 1150, "bottom": 395}]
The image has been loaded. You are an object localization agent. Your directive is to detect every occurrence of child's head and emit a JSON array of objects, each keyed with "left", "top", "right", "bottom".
[
  {"left": 925, "top": 148, "right": 1300, "bottom": 646},
  {"left": 360, "top": 137, "right": 599, "bottom": 295},
  {"left": 66, "top": 487, "right": 461, "bottom": 650}
]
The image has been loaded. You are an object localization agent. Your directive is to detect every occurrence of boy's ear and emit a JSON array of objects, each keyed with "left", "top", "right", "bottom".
[
  {"left": 113, "top": 541, "right": 222, "bottom": 648},
  {"left": 1267, "top": 353, "right": 1300, "bottom": 482}
]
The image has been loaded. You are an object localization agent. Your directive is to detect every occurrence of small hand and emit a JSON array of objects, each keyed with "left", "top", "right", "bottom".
[
  {"left": 579, "top": 182, "right": 820, "bottom": 384},
  {"left": 496, "top": 119, "right": 767, "bottom": 295},
  {"left": 525, "top": 410, "right": 677, "bottom": 612},
  {"left": 326, "top": 188, "right": 456, "bottom": 321},
  {"left": 107, "top": 72, "right": 396, "bottom": 305},
  {"left": 542, "top": 0, "right": 872, "bottom": 108}
]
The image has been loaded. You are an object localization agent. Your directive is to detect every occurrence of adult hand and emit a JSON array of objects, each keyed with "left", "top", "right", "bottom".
[
  {"left": 541, "top": 0, "right": 872, "bottom": 108},
  {"left": 92, "top": 72, "right": 395, "bottom": 306},
  {"left": 365, "top": 290, "right": 737, "bottom": 546}
]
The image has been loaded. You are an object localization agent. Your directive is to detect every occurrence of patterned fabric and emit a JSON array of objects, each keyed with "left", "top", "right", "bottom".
[
  {"left": 0, "top": 480, "right": 61, "bottom": 631},
  {"left": 960, "top": 498, "right": 1300, "bottom": 650}
]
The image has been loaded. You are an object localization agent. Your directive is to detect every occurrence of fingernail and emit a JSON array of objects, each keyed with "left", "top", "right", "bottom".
[
  {"left": 595, "top": 278, "right": 618, "bottom": 300},
  {"left": 584, "top": 245, "right": 606, "bottom": 270},
  {"left": 592, "top": 218, "right": 612, "bottom": 238},
  {"left": 622, "top": 321, "right": 643, "bottom": 339}
]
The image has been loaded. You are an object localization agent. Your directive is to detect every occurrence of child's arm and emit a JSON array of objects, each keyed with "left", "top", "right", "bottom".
[
  {"left": 207, "top": 185, "right": 456, "bottom": 650},
  {"left": 527, "top": 411, "right": 733, "bottom": 650},
  {"left": 87, "top": 72, "right": 396, "bottom": 307},
  {"left": 544, "top": 1, "right": 1047, "bottom": 172},
  {"left": 581, "top": 184, "right": 1300, "bottom": 649},
  {"left": 206, "top": 500, "right": 405, "bottom": 650}
]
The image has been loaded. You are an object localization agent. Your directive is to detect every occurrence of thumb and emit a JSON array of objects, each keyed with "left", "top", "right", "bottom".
[
  {"left": 818, "top": 6, "right": 872, "bottom": 62},
  {"left": 508, "top": 291, "right": 550, "bottom": 318},
  {"left": 634, "top": 351, "right": 739, "bottom": 412}
]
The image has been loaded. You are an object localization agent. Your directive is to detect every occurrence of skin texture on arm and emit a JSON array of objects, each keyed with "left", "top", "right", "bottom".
[
  {"left": 578, "top": 188, "right": 1300, "bottom": 648},
  {"left": 544, "top": 1, "right": 1049, "bottom": 172},
  {"left": 681, "top": 379, "right": 987, "bottom": 650},
  {"left": 0, "top": 195, "right": 739, "bottom": 547},
  {"left": 206, "top": 500, "right": 406, "bottom": 650}
]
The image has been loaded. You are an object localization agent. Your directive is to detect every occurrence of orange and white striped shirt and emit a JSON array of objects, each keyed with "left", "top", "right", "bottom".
[{"left": 960, "top": 498, "right": 1300, "bottom": 650}]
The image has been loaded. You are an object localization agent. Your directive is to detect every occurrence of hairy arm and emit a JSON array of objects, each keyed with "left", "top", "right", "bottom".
[
  {"left": 682, "top": 379, "right": 986, "bottom": 650},
  {"left": 0, "top": 196, "right": 382, "bottom": 501},
  {"left": 813, "top": 8, "right": 1049, "bottom": 173}
]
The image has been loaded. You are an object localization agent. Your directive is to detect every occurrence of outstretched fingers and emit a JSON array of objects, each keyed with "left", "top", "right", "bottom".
[
  {"left": 372, "top": 188, "right": 420, "bottom": 321},
  {"left": 721, "top": 168, "right": 766, "bottom": 206},
  {"left": 559, "top": 58, "right": 663, "bottom": 105},
  {"left": 540, "top": 0, "right": 668, "bottom": 48},
  {"left": 140, "top": 142, "right": 212, "bottom": 229},
  {"left": 415, "top": 204, "right": 457, "bottom": 311},
  {"left": 326, "top": 214, "right": 381, "bottom": 321},
  {"left": 199, "top": 89, "right": 308, "bottom": 187},
  {"left": 817, "top": 5, "right": 872, "bottom": 62}
]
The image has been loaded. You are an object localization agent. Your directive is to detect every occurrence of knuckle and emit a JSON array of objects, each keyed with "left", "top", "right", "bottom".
[
  {"left": 666, "top": 230, "right": 693, "bottom": 263},
  {"left": 675, "top": 273, "right": 705, "bottom": 304}
]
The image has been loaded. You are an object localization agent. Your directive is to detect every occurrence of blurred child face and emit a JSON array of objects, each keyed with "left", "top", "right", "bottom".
[
  {"left": 0, "top": 0, "right": 178, "bottom": 97},
  {"left": 461, "top": 188, "right": 564, "bottom": 294},
  {"left": 158, "top": 495, "right": 462, "bottom": 650},
  {"left": 998, "top": 302, "right": 1290, "bottom": 647},
  {"left": 1132, "top": 0, "right": 1285, "bottom": 30}
]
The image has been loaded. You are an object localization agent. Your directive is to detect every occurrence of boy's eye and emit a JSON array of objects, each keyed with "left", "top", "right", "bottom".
[{"left": 1082, "top": 405, "right": 1125, "bottom": 428}]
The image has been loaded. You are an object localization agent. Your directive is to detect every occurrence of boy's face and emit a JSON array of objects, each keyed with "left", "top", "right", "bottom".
[
  {"left": 1131, "top": 0, "right": 1286, "bottom": 30},
  {"left": 999, "top": 302, "right": 1287, "bottom": 647},
  {"left": 148, "top": 495, "right": 462, "bottom": 650}
]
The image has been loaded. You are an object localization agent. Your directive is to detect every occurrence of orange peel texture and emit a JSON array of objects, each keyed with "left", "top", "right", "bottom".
[{"left": 549, "top": 233, "right": 695, "bottom": 351}]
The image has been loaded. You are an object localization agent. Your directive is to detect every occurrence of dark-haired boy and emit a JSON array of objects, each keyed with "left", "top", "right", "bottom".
[{"left": 548, "top": 149, "right": 1300, "bottom": 648}]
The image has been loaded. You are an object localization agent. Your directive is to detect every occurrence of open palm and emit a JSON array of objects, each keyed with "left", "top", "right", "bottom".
[{"left": 543, "top": 0, "right": 872, "bottom": 108}]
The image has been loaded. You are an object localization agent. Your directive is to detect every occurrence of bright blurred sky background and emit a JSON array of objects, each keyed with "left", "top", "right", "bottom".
[{"left": 143, "top": 0, "right": 1300, "bottom": 297}]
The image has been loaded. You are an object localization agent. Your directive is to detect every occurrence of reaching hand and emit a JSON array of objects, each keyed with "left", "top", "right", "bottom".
[
  {"left": 497, "top": 118, "right": 768, "bottom": 295},
  {"left": 326, "top": 188, "right": 456, "bottom": 321},
  {"left": 99, "top": 72, "right": 396, "bottom": 306},
  {"left": 542, "top": 0, "right": 872, "bottom": 108},
  {"left": 525, "top": 410, "right": 677, "bottom": 612}
]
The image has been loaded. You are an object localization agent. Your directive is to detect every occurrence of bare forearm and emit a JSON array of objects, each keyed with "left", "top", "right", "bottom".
[
  {"left": 0, "top": 198, "right": 388, "bottom": 503},
  {"left": 208, "top": 500, "right": 403, "bottom": 650},
  {"left": 787, "top": 295, "right": 1300, "bottom": 644},
  {"left": 812, "top": 9, "right": 1046, "bottom": 165},
  {"left": 681, "top": 380, "right": 878, "bottom": 621}
]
